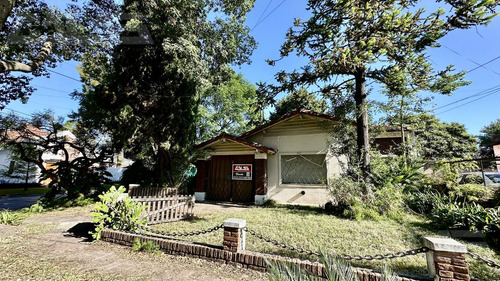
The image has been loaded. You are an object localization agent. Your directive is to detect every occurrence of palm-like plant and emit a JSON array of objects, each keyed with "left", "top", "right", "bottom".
[{"left": 267, "top": 251, "right": 398, "bottom": 281}]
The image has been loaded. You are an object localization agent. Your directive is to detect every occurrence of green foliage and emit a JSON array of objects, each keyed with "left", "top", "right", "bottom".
[
  {"left": 479, "top": 118, "right": 500, "bottom": 155},
  {"left": 0, "top": 0, "right": 119, "bottom": 108},
  {"left": 267, "top": 251, "right": 398, "bottom": 281},
  {"left": 410, "top": 114, "right": 478, "bottom": 160},
  {"left": 370, "top": 153, "right": 424, "bottom": 193},
  {"left": 449, "top": 184, "right": 493, "bottom": 203},
  {"left": 91, "top": 186, "right": 147, "bottom": 240},
  {"left": 423, "top": 159, "right": 478, "bottom": 191},
  {"left": 269, "top": 88, "right": 327, "bottom": 121},
  {"left": 41, "top": 194, "right": 95, "bottom": 209},
  {"left": 0, "top": 112, "right": 113, "bottom": 200},
  {"left": 0, "top": 210, "right": 20, "bottom": 225},
  {"left": 132, "top": 238, "right": 161, "bottom": 254},
  {"left": 197, "top": 71, "right": 258, "bottom": 142},
  {"left": 404, "top": 191, "right": 445, "bottom": 215},
  {"left": 75, "top": 0, "right": 257, "bottom": 187},
  {"left": 429, "top": 200, "right": 489, "bottom": 230},
  {"left": 482, "top": 208, "right": 500, "bottom": 250}
]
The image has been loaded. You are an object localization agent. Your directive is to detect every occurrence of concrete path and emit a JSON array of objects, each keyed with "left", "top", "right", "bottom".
[{"left": 0, "top": 194, "right": 43, "bottom": 211}]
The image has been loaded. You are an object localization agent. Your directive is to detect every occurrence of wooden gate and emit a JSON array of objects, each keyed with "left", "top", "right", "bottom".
[{"left": 207, "top": 155, "right": 254, "bottom": 202}]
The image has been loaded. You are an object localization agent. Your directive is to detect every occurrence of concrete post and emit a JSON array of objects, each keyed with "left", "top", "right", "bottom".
[
  {"left": 423, "top": 237, "right": 470, "bottom": 281},
  {"left": 223, "top": 218, "right": 246, "bottom": 252}
]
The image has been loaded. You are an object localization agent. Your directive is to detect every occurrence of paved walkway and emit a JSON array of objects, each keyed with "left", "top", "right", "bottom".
[{"left": 0, "top": 194, "right": 43, "bottom": 211}]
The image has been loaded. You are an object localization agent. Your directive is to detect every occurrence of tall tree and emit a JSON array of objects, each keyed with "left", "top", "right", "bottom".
[
  {"left": 75, "top": 0, "right": 257, "bottom": 186},
  {"left": 269, "top": 88, "right": 327, "bottom": 120},
  {"left": 0, "top": 0, "right": 120, "bottom": 108},
  {"left": 266, "top": 0, "right": 498, "bottom": 195},
  {"left": 197, "top": 71, "right": 258, "bottom": 142},
  {"left": 411, "top": 114, "right": 477, "bottom": 160},
  {"left": 479, "top": 118, "right": 500, "bottom": 156}
]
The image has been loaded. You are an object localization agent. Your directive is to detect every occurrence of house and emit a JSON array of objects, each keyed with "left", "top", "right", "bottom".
[
  {"left": 195, "top": 109, "right": 411, "bottom": 206},
  {"left": 491, "top": 136, "right": 500, "bottom": 172},
  {"left": 195, "top": 109, "right": 350, "bottom": 206}
]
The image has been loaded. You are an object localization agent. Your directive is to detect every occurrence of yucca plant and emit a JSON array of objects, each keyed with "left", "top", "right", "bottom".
[{"left": 267, "top": 251, "right": 398, "bottom": 281}]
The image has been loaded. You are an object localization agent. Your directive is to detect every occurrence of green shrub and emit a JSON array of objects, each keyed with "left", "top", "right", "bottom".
[
  {"left": 0, "top": 210, "right": 20, "bottom": 225},
  {"left": 480, "top": 207, "right": 500, "bottom": 250},
  {"left": 404, "top": 190, "right": 445, "bottom": 215},
  {"left": 429, "top": 200, "right": 489, "bottom": 230},
  {"left": 91, "top": 186, "right": 147, "bottom": 240},
  {"left": 449, "top": 184, "right": 493, "bottom": 203},
  {"left": 132, "top": 238, "right": 161, "bottom": 254}
]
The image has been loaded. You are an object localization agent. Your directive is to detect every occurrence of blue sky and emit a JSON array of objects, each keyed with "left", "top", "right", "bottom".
[{"left": 5, "top": 0, "right": 500, "bottom": 136}]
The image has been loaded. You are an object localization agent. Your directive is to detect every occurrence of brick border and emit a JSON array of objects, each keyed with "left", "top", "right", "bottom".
[{"left": 101, "top": 229, "right": 429, "bottom": 281}]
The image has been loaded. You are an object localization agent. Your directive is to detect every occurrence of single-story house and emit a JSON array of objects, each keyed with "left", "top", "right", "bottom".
[
  {"left": 491, "top": 136, "right": 500, "bottom": 172},
  {"left": 196, "top": 109, "right": 407, "bottom": 206}
]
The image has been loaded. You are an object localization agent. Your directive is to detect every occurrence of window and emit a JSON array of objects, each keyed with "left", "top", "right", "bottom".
[{"left": 281, "top": 154, "right": 327, "bottom": 185}]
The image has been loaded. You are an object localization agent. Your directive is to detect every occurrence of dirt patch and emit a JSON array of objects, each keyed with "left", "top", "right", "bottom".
[
  {"left": 193, "top": 202, "right": 251, "bottom": 216},
  {"left": 1, "top": 204, "right": 267, "bottom": 281}
]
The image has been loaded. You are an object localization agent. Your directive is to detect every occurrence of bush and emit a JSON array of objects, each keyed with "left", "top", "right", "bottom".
[
  {"left": 449, "top": 184, "right": 493, "bottom": 203},
  {"left": 429, "top": 200, "right": 489, "bottom": 230},
  {"left": 0, "top": 210, "right": 20, "bottom": 225},
  {"left": 404, "top": 190, "right": 445, "bottom": 215},
  {"left": 478, "top": 207, "right": 500, "bottom": 250},
  {"left": 132, "top": 238, "right": 161, "bottom": 254},
  {"left": 91, "top": 186, "right": 147, "bottom": 240}
]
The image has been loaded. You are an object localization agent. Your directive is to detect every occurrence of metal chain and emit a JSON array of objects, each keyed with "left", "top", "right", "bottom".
[
  {"left": 134, "top": 223, "right": 223, "bottom": 238},
  {"left": 244, "top": 227, "right": 429, "bottom": 261},
  {"left": 244, "top": 227, "right": 321, "bottom": 257},
  {"left": 467, "top": 251, "right": 500, "bottom": 269}
]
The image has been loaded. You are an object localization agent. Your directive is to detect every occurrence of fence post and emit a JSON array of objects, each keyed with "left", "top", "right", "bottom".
[
  {"left": 423, "top": 237, "right": 470, "bottom": 281},
  {"left": 223, "top": 218, "right": 246, "bottom": 252}
]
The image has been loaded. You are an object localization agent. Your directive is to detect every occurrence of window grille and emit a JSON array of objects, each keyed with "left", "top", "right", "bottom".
[{"left": 281, "top": 154, "right": 326, "bottom": 185}]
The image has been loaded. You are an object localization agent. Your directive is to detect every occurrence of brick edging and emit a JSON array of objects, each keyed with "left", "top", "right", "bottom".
[{"left": 101, "top": 229, "right": 429, "bottom": 281}]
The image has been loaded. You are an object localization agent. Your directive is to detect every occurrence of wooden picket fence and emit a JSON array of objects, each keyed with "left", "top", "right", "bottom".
[
  {"left": 128, "top": 186, "right": 178, "bottom": 197},
  {"left": 131, "top": 194, "right": 195, "bottom": 225}
]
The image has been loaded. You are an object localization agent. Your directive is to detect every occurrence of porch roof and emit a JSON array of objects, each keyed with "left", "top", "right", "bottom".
[{"left": 196, "top": 133, "right": 276, "bottom": 154}]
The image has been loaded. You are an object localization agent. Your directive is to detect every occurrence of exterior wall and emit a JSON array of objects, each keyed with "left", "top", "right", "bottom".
[
  {"left": 247, "top": 116, "right": 346, "bottom": 206},
  {"left": 493, "top": 144, "right": 500, "bottom": 172},
  {"left": 0, "top": 149, "right": 41, "bottom": 184}
]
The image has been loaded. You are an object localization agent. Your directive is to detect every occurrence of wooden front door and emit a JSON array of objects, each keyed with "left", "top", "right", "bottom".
[{"left": 207, "top": 155, "right": 254, "bottom": 202}]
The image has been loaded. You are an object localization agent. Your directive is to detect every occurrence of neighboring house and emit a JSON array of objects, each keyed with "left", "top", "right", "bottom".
[
  {"left": 491, "top": 136, "right": 500, "bottom": 172},
  {"left": 0, "top": 126, "right": 81, "bottom": 184}
]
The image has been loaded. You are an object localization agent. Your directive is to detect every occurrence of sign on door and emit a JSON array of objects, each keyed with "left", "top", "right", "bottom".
[{"left": 232, "top": 164, "right": 252, "bottom": 180}]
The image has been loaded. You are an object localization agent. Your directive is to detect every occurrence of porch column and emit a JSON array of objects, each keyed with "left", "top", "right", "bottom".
[
  {"left": 194, "top": 158, "right": 208, "bottom": 202},
  {"left": 254, "top": 153, "right": 268, "bottom": 205}
]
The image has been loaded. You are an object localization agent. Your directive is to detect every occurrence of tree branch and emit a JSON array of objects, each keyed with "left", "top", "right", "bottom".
[{"left": 0, "top": 41, "right": 52, "bottom": 73}]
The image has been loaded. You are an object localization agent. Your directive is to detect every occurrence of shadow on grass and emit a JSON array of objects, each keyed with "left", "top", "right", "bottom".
[{"left": 65, "top": 222, "right": 96, "bottom": 242}]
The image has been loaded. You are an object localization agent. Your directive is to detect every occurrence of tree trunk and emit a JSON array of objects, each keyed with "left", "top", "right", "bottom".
[
  {"left": 354, "top": 69, "right": 372, "bottom": 195},
  {"left": 0, "top": 0, "right": 15, "bottom": 30}
]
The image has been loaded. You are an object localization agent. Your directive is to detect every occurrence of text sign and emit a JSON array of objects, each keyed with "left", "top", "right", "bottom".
[{"left": 232, "top": 164, "right": 252, "bottom": 180}]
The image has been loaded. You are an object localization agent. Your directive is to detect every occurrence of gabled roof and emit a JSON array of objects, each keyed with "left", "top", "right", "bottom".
[
  {"left": 196, "top": 133, "right": 276, "bottom": 154},
  {"left": 239, "top": 109, "right": 341, "bottom": 139}
]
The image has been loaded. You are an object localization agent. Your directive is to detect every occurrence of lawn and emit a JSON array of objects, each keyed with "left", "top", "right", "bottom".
[
  {"left": 0, "top": 187, "right": 49, "bottom": 196},
  {"left": 152, "top": 205, "right": 500, "bottom": 281}
]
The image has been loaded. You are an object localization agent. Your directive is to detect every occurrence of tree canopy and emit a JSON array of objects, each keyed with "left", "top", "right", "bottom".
[
  {"left": 411, "top": 114, "right": 478, "bottom": 160},
  {"left": 197, "top": 71, "right": 258, "bottom": 142},
  {"left": 479, "top": 118, "right": 500, "bottom": 155},
  {"left": 269, "top": 88, "right": 327, "bottom": 120},
  {"left": 74, "top": 0, "right": 257, "bottom": 186},
  {"left": 0, "top": 0, "right": 120, "bottom": 108},
  {"left": 265, "top": 0, "right": 498, "bottom": 194}
]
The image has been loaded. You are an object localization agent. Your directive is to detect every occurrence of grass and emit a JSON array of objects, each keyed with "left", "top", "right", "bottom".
[
  {"left": 152, "top": 205, "right": 500, "bottom": 281},
  {"left": 0, "top": 186, "right": 50, "bottom": 196}
]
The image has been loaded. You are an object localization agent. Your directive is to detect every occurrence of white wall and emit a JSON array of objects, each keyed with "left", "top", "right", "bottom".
[{"left": 248, "top": 131, "right": 346, "bottom": 206}]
